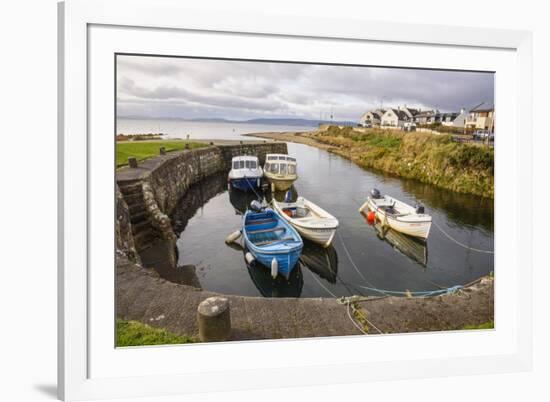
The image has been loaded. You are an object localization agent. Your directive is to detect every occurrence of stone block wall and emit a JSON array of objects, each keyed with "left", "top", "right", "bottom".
[
  {"left": 147, "top": 147, "right": 225, "bottom": 215},
  {"left": 115, "top": 142, "right": 287, "bottom": 265}
]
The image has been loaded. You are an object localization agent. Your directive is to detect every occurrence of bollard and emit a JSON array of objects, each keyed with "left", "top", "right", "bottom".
[
  {"left": 128, "top": 157, "right": 138, "bottom": 168},
  {"left": 210, "top": 141, "right": 214, "bottom": 146},
  {"left": 197, "top": 297, "right": 231, "bottom": 342},
  {"left": 159, "top": 146, "right": 166, "bottom": 155}
]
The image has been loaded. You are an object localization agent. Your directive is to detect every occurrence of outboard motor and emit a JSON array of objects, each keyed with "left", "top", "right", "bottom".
[
  {"left": 370, "top": 188, "right": 382, "bottom": 199},
  {"left": 415, "top": 203, "right": 425, "bottom": 214},
  {"left": 249, "top": 200, "right": 264, "bottom": 212}
]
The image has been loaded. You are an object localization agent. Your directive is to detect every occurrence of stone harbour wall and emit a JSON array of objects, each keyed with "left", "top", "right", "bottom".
[
  {"left": 148, "top": 146, "right": 225, "bottom": 216},
  {"left": 115, "top": 142, "right": 288, "bottom": 261}
]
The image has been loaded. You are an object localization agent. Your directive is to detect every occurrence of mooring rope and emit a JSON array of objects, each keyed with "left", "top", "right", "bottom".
[
  {"left": 337, "top": 232, "right": 385, "bottom": 292},
  {"left": 308, "top": 268, "right": 339, "bottom": 298},
  {"left": 244, "top": 177, "right": 265, "bottom": 203},
  {"left": 432, "top": 220, "right": 494, "bottom": 254},
  {"left": 346, "top": 302, "right": 368, "bottom": 335},
  {"left": 342, "top": 298, "right": 383, "bottom": 335},
  {"left": 355, "top": 284, "right": 463, "bottom": 297}
]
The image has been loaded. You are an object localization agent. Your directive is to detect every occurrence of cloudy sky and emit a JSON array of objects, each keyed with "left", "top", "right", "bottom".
[{"left": 117, "top": 55, "right": 494, "bottom": 121}]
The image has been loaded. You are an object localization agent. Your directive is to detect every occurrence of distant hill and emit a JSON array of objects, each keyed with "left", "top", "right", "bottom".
[{"left": 119, "top": 115, "right": 356, "bottom": 127}]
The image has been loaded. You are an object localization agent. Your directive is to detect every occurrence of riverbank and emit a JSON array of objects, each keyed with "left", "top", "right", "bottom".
[{"left": 245, "top": 127, "right": 494, "bottom": 198}]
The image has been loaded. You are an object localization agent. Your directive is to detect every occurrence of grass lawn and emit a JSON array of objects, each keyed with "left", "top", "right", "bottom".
[
  {"left": 116, "top": 319, "right": 197, "bottom": 347},
  {"left": 463, "top": 320, "right": 494, "bottom": 330},
  {"left": 116, "top": 140, "right": 207, "bottom": 167}
]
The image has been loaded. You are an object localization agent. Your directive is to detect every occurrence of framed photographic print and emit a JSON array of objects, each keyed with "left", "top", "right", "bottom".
[{"left": 58, "top": 0, "right": 533, "bottom": 400}]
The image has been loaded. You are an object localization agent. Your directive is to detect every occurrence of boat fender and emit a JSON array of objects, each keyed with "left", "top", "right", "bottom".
[
  {"left": 245, "top": 252, "right": 255, "bottom": 265},
  {"left": 367, "top": 210, "right": 376, "bottom": 224},
  {"left": 225, "top": 230, "right": 242, "bottom": 244},
  {"left": 271, "top": 258, "right": 278, "bottom": 279},
  {"left": 415, "top": 204, "right": 425, "bottom": 214}
]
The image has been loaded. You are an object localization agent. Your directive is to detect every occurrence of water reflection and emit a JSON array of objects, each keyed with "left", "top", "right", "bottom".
[
  {"left": 244, "top": 249, "right": 304, "bottom": 298},
  {"left": 300, "top": 241, "right": 339, "bottom": 284},
  {"left": 360, "top": 211, "right": 428, "bottom": 267},
  {"left": 228, "top": 186, "right": 262, "bottom": 215},
  {"left": 399, "top": 178, "right": 493, "bottom": 233},
  {"left": 172, "top": 173, "right": 228, "bottom": 234}
]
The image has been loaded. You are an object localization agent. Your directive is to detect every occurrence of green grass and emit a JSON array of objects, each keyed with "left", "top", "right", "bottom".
[
  {"left": 116, "top": 319, "right": 197, "bottom": 347},
  {"left": 313, "top": 126, "right": 494, "bottom": 198},
  {"left": 463, "top": 320, "right": 494, "bottom": 330},
  {"left": 116, "top": 140, "right": 207, "bottom": 167}
]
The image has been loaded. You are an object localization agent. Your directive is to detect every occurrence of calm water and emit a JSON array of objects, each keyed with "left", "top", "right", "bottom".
[
  {"left": 171, "top": 140, "right": 494, "bottom": 298},
  {"left": 117, "top": 118, "right": 315, "bottom": 140}
]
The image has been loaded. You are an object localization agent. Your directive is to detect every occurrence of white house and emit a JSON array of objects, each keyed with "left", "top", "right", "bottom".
[
  {"left": 465, "top": 102, "right": 495, "bottom": 132},
  {"left": 359, "top": 110, "right": 384, "bottom": 126},
  {"left": 381, "top": 108, "right": 411, "bottom": 128},
  {"left": 441, "top": 108, "right": 467, "bottom": 128},
  {"left": 414, "top": 109, "right": 439, "bottom": 125}
]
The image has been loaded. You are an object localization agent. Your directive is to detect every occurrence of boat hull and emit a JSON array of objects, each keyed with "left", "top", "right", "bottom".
[
  {"left": 250, "top": 248, "right": 302, "bottom": 278},
  {"left": 265, "top": 177, "right": 296, "bottom": 191},
  {"left": 287, "top": 223, "right": 336, "bottom": 248},
  {"left": 272, "top": 198, "right": 339, "bottom": 247},
  {"left": 229, "top": 177, "right": 261, "bottom": 192}
]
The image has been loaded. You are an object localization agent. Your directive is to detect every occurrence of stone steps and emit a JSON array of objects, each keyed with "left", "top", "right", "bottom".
[
  {"left": 133, "top": 227, "right": 157, "bottom": 251},
  {"left": 118, "top": 180, "right": 160, "bottom": 252}
]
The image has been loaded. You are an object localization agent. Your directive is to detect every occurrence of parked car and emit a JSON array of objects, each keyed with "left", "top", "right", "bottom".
[{"left": 473, "top": 129, "right": 493, "bottom": 141}]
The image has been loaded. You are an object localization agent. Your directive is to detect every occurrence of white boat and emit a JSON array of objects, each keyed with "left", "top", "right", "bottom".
[
  {"left": 272, "top": 195, "right": 339, "bottom": 247},
  {"left": 228, "top": 155, "right": 263, "bottom": 191},
  {"left": 359, "top": 188, "right": 432, "bottom": 239},
  {"left": 263, "top": 154, "right": 298, "bottom": 191}
]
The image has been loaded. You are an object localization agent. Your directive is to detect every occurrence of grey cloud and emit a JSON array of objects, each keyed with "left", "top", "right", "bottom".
[{"left": 116, "top": 55, "right": 494, "bottom": 121}]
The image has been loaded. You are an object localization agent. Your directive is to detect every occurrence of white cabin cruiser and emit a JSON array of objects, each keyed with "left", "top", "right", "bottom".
[
  {"left": 228, "top": 155, "right": 263, "bottom": 192},
  {"left": 263, "top": 154, "right": 298, "bottom": 191}
]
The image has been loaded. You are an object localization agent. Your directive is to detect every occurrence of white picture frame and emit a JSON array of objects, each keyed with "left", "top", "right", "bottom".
[{"left": 58, "top": 0, "right": 533, "bottom": 400}]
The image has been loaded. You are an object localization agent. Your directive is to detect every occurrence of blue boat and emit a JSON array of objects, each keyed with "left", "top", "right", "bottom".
[
  {"left": 242, "top": 202, "right": 303, "bottom": 279},
  {"left": 228, "top": 156, "right": 263, "bottom": 192}
]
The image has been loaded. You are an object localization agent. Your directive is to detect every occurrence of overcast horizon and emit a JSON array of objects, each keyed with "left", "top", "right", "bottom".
[{"left": 117, "top": 55, "right": 494, "bottom": 122}]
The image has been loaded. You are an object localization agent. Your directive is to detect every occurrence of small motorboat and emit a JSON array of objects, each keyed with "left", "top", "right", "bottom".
[
  {"left": 272, "top": 193, "right": 339, "bottom": 247},
  {"left": 228, "top": 155, "right": 263, "bottom": 192},
  {"left": 242, "top": 201, "right": 303, "bottom": 279},
  {"left": 263, "top": 154, "right": 298, "bottom": 191},
  {"left": 359, "top": 188, "right": 432, "bottom": 239}
]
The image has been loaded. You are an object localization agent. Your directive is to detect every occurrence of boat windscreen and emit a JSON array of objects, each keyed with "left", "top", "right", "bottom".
[
  {"left": 269, "top": 163, "right": 279, "bottom": 174},
  {"left": 233, "top": 160, "right": 245, "bottom": 169},
  {"left": 279, "top": 164, "right": 288, "bottom": 175},
  {"left": 288, "top": 164, "right": 296, "bottom": 175},
  {"left": 245, "top": 160, "right": 257, "bottom": 169}
]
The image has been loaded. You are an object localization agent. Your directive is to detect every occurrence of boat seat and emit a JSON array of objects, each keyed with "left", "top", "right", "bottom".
[
  {"left": 248, "top": 227, "right": 285, "bottom": 235},
  {"left": 246, "top": 218, "right": 276, "bottom": 225},
  {"left": 254, "top": 237, "right": 294, "bottom": 246}
]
